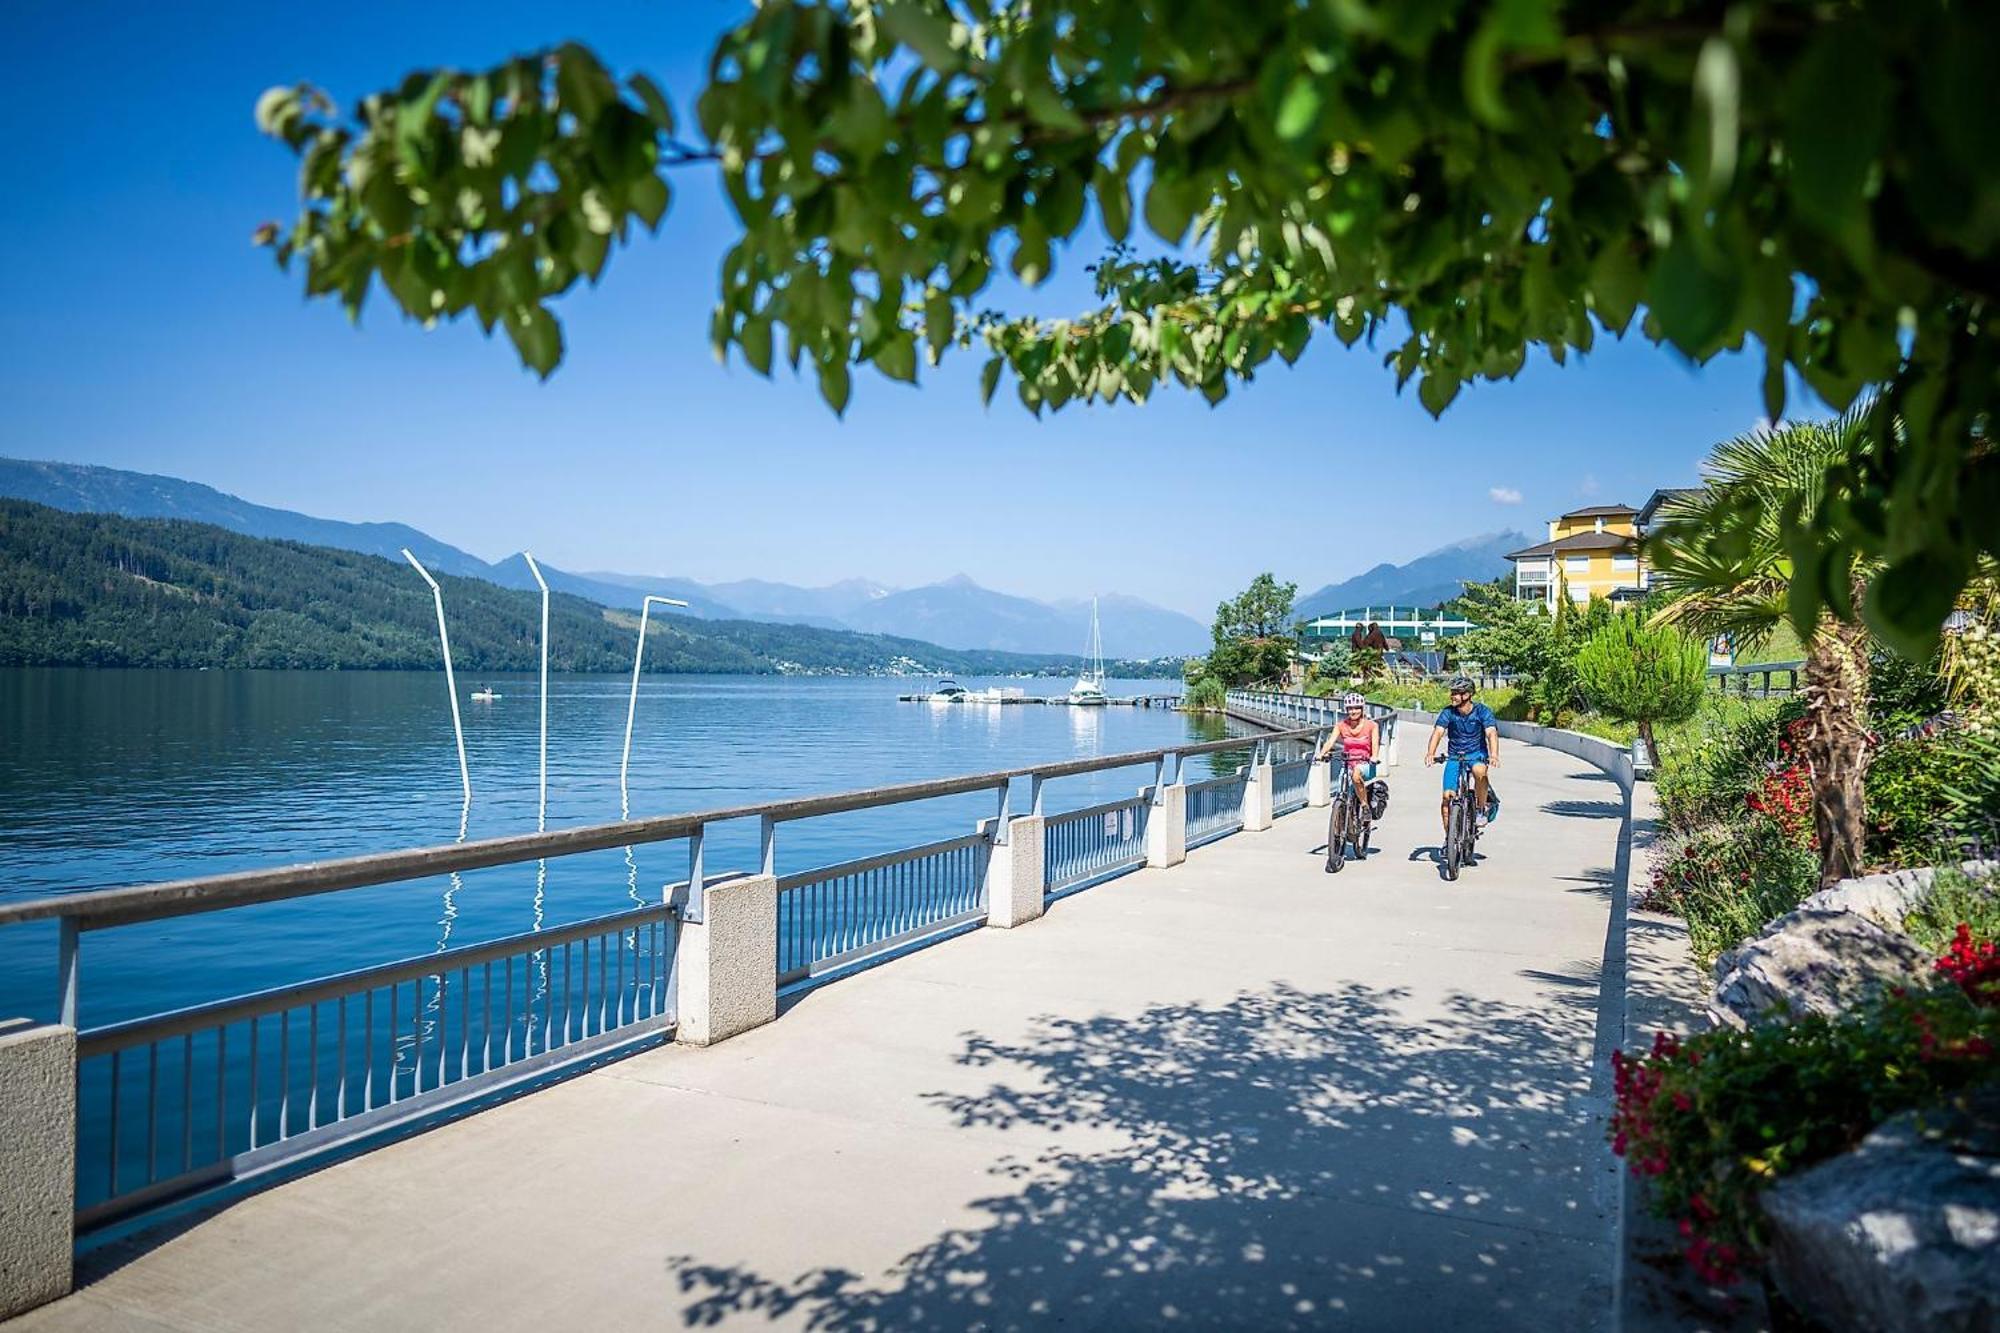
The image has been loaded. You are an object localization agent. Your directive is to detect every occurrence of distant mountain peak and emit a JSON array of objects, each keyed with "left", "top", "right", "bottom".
[
  {"left": 937, "top": 573, "right": 982, "bottom": 590},
  {"left": 1294, "top": 530, "right": 1530, "bottom": 621}
]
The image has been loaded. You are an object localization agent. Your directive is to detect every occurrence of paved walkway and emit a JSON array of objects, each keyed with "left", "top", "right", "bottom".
[{"left": 21, "top": 740, "right": 1629, "bottom": 1332}]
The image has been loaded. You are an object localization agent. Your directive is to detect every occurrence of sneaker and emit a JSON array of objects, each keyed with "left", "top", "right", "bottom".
[{"left": 1485, "top": 788, "right": 1500, "bottom": 825}]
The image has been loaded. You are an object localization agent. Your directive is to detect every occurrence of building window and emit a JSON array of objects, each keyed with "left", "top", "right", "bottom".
[
  {"left": 1565, "top": 556, "right": 1591, "bottom": 572},
  {"left": 1612, "top": 554, "right": 1638, "bottom": 571},
  {"left": 1569, "top": 584, "right": 1590, "bottom": 602}
]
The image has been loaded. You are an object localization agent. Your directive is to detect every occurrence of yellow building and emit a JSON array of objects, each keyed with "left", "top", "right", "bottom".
[{"left": 1505, "top": 504, "right": 1646, "bottom": 609}]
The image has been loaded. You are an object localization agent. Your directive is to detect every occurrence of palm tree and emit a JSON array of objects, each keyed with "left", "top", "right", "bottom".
[{"left": 1648, "top": 407, "right": 1875, "bottom": 886}]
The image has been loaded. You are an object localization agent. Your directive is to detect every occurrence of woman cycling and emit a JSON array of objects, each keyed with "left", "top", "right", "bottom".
[{"left": 1317, "top": 693, "right": 1387, "bottom": 818}]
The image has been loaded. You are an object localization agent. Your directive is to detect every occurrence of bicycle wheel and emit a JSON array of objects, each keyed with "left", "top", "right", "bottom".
[
  {"left": 1441, "top": 797, "right": 1461, "bottom": 881},
  {"left": 1326, "top": 797, "right": 1346, "bottom": 873},
  {"left": 1353, "top": 804, "right": 1372, "bottom": 860}
]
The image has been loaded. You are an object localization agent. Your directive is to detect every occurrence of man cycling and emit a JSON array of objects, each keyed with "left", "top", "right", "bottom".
[{"left": 1424, "top": 677, "right": 1499, "bottom": 838}]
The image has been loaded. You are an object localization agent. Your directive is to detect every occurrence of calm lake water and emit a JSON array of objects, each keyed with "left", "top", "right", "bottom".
[{"left": 0, "top": 670, "right": 1241, "bottom": 1029}]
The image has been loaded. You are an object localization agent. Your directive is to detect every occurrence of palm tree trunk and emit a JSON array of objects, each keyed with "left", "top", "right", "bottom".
[{"left": 1798, "top": 616, "right": 1872, "bottom": 886}]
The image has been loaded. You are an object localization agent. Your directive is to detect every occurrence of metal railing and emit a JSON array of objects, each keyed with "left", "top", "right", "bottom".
[
  {"left": 74, "top": 903, "right": 672, "bottom": 1228},
  {"left": 1185, "top": 772, "right": 1250, "bottom": 847},
  {"left": 1044, "top": 795, "right": 1152, "bottom": 897},
  {"left": 1272, "top": 757, "right": 1313, "bottom": 815},
  {"left": 1708, "top": 659, "right": 1804, "bottom": 696},
  {"left": 2, "top": 715, "right": 1347, "bottom": 1235},
  {"left": 776, "top": 832, "right": 990, "bottom": 986}
]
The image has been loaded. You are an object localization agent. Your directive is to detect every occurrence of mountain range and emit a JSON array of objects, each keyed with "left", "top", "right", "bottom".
[
  {"left": 0, "top": 457, "right": 1524, "bottom": 653},
  {"left": 1292, "top": 530, "right": 1529, "bottom": 621},
  {"left": 0, "top": 458, "right": 1207, "bottom": 657},
  {"left": 0, "top": 499, "right": 1162, "bottom": 676}
]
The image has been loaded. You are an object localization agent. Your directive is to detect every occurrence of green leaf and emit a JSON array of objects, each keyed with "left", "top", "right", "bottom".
[
  {"left": 875, "top": 331, "right": 918, "bottom": 383},
  {"left": 1417, "top": 368, "right": 1462, "bottom": 417},
  {"left": 817, "top": 356, "right": 852, "bottom": 416},
  {"left": 628, "top": 174, "right": 670, "bottom": 229},
  {"left": 503, "top": 305, "right": 563, "bottom": 378},
  {"left": 1648, "top": 232, "right": 1741, "bottom": 356},
  {"left": 1143, "top": 174, "right": 1197, "bottom": 246},
  {"left": 740, "top": 317, "right": 773, "bottom": 375},
  {"left": 1863, "top": 547, "right": 1963, "bottom": 660},
  {"left": 877, "top": 4, "right": 961, "bottom": 72},
  {"left": 924, "top": 291, "right": 953, "bottom": 357},
  {"left": 1588, "top": 242, "right": 1644, "bottom": 335},
  {"left": 1012, "top": 218, "right": 1050, "bottom": 285},
  {"left": 1786, "top": 22, "right": 1888, "bottom": 224},
  {"left": 979, "top": 355, "right": 1004, "bottom": 406},
  {"left": 1094, "top": 163, "right": 1132, "bottom": 243},
  {"left": 627, "top": 73, "right": 676, "bottom": 133},
  {"left": 1275, "top": 75, "right": 1323, "bottom": 142}
]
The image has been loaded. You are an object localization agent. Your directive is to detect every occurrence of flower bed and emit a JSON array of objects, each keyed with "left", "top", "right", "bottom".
[{"left": 1612, "top": 928, "right": 2000, "bottom": 1285}]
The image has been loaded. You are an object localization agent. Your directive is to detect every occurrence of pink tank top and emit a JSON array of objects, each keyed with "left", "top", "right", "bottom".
[{"left": 1337, "top": 718, "right": 1374, "bottom": 761}]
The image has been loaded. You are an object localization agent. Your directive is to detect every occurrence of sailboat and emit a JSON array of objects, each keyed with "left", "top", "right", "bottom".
[{"left": 1068, "top": 599, "right": 1109, "bottom": 706}]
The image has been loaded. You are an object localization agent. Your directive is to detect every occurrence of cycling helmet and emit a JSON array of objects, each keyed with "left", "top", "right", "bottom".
[
  {"left": 1341, "top": 692, "right": 1366, "bottom": 709},
  {"left": 1449, "top": 675, "right": 1475, "bottom": 692}
]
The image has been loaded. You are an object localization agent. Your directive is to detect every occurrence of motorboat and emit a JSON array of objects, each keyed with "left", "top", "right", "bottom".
[
  {"left": 929, "top": 679, "right": 968, "bottom": 704},
  {"left": 1068, "top": 599, "right": 1109, "bottom": 706},
  {"left": 470, "top": 686, "right": 501, "bottom": 701}
]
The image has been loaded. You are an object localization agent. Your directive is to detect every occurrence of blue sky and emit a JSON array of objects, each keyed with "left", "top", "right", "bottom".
[{"left": 2, "top": 2, "right": 1793, "bottom": 618}]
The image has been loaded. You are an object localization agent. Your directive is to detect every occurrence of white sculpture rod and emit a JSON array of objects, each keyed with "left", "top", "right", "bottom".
[
  {"left": 521, "top": 551, "right": 551, "bottom": 832},
  {"left": 402, "top": 549, "right": 471, "bottom": 805},
  {"left": 621, "top": 593, "right": 690, "bottom": 813}
]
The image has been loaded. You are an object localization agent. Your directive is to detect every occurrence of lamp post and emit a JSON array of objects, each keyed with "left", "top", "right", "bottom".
[
  {"left": 521, "top": 552, "right": 551, "bottom": 832},
  {"left": 401, "top": 549, "right": 471, "bottom": 805},
  {"left": 621, "top": 593, "right": 690, "bottom": 813}
]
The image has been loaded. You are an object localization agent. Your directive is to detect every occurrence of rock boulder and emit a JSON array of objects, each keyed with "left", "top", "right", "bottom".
[
  {"left": 1709, "top": 909, "right": 1934, "bottom": 1029},
  {"left": 1762, "top": 1088, "right": 2000, "bottom": 1333}
]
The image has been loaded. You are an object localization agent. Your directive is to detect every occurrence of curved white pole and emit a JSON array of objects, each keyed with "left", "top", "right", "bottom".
[
  {"left": 402, "top": 549, "right": 471, "bottom": 805},
  {"left": 522, "top": 552, "right": 551, "bottom": 832},
  {"left": 620, "top": 593, "right": 690, "bottom": 813}
]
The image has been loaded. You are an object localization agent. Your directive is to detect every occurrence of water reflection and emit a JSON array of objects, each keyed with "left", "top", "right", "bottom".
[{"left": 0, "top": 672, "right": 1207, "bottom": 1029}]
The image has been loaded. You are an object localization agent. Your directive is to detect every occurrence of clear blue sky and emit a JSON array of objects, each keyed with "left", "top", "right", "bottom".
[{"left": 1, "top": 2, "right": 1799, "bottom": 618}]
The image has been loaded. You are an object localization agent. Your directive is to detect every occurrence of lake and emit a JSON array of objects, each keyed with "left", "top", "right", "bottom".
[{"left": 0, "top": 669, "right": 1243, "bottom": 1029}]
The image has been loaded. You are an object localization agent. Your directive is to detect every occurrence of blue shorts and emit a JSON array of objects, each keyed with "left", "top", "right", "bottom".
[
  {"left": 1442, "top": 752, "right": 1487, "bottom": 793},
  {"left": 1344, "top": 760, "right": 1378, "bottom": 783}
]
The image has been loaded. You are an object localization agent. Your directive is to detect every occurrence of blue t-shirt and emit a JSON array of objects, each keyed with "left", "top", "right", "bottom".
[{"left": 1435, "top": 702, "right": 1497, "bottom": 756}]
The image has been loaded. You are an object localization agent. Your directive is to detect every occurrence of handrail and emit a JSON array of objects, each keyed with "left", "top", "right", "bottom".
[
  {"left": 1707, "top": 658, "right": 1804, "bottom": 676},
  {"left": 0, "top": 721, "right": 1324, "bottom": 933}
]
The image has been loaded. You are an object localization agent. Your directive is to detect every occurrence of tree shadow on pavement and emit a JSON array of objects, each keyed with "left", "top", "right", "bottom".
[
  {"left": 1540, "top": 799, "right": 1627, "bottom": 821},
  {"left": 664, "top": 982, "right": 1615, "bottom": 1330}
]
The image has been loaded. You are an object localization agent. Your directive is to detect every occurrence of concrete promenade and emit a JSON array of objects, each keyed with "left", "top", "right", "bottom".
[{"left": 18, "top": 739, "right": 1630, "bottom": 1331}]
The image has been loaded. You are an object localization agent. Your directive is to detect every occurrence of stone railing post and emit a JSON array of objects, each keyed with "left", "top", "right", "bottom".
[
  {"left": 1146, "top": 782, "right": 1187, "bottom": 868},
  {"left": 986, "top": 815, "right": 1045, "bottom": 929},
  {"left": 1243, "top": 760, "right": 1274, "bottom": 831},
  {"left": 675, "top": 873, "right": 777, "bottom": 1047},
  {"left": 0, "top": 1018, "right": 74, "bottom": 1320},
  {"left": 1307, "top": 758, "right": 1332, "bottom": 808}
]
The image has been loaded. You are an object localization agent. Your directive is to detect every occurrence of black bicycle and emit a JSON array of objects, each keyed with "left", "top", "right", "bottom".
[
  {"left": 1324, "top": 757, "right": 1372, "bottom": 873},
  {"left": 1438, "top": 756, "right": 1481, "bottom": 881}
]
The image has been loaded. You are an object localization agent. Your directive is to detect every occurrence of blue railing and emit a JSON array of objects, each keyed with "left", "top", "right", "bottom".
[
  {"left": 1185, "top": 773, "right": 1248, "bottom": 847},
  {"left": 1272, "top": 757, "right": 1312, "bottom": 815},
  {"left": 775, "top": 832, "right": 991, "bottom": 986},
  {"left": 1044, "top": 795, "right": 1151, "bottom": 897},
  {"left": 73, "top": 903, "right": 672, "bottom": 1229}
]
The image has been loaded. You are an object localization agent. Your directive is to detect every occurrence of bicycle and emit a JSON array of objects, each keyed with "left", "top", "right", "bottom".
[
  {"left": 1324, "top": 756, "right": 1373, "bottom": 873},
  {"left": 1438, "top": 756, "right": 1481, "bottom": 881}
]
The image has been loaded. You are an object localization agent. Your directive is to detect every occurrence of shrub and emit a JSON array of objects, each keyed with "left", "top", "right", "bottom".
[
  {"left": 1645, "top": 818, "right": 1819, "bottom": 964},
  {"left": 1575, "top": 619, "right": 1708, "bottom": 752},
  {"left": 1654, "top": 696, "right": 1797, "bottom": 833},
  {"left": 1865, "top": 734, "right": 1984, "bottom": 865},
  {"left": 1183, "top": 676, "right": 1226, "bottom": 712},
  {"left": 1612, "top": 969, "right": 2000, "bottom": 1284},
  {"left": 1905, "top": 867, "right": 2000, "bottom": 955}
]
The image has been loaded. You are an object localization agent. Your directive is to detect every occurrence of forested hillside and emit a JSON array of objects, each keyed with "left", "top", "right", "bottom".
[{"left": 0, "top": 502, "right": 1123, "bottom": 674}]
